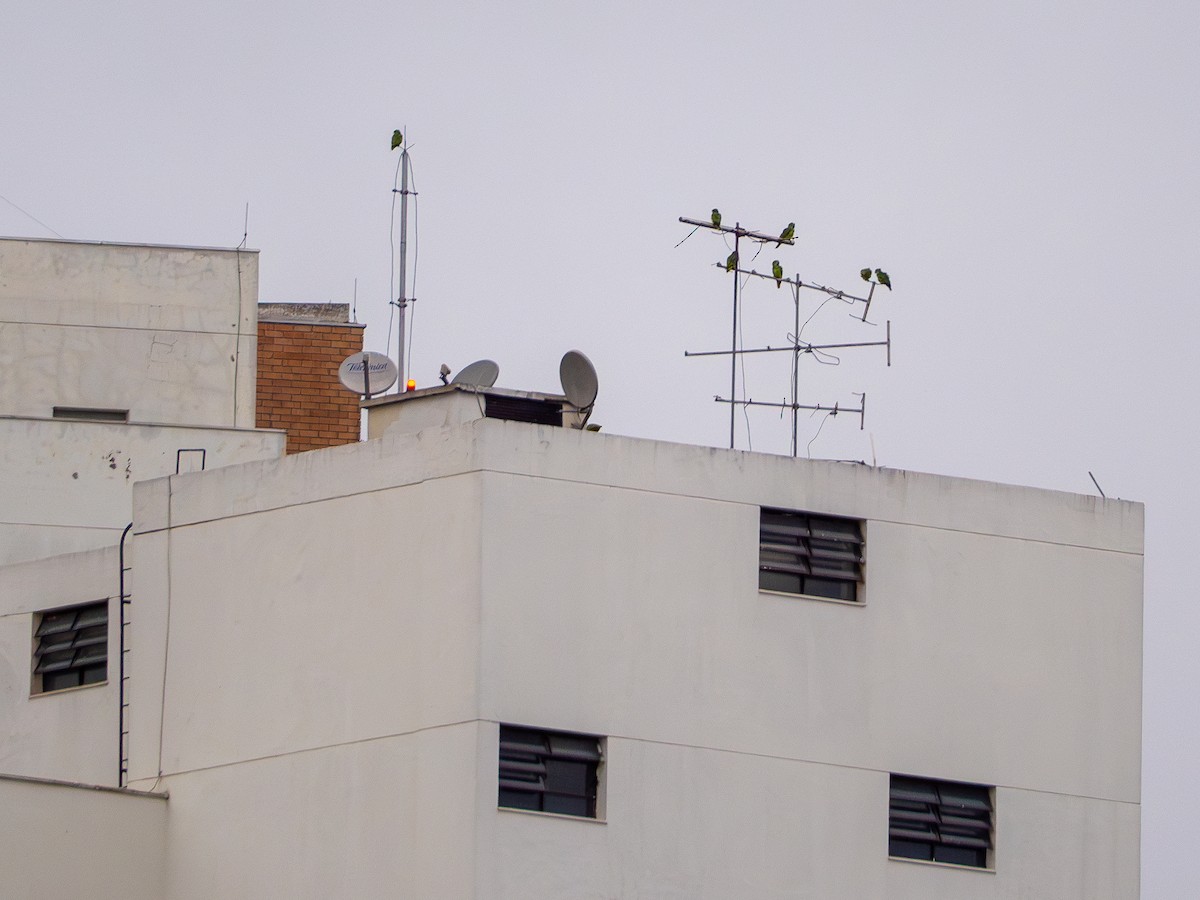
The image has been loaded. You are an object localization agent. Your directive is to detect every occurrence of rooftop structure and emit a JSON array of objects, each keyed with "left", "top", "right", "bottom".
[{"left": 0, "top": 239, "right": 1143, "bottom": 899}]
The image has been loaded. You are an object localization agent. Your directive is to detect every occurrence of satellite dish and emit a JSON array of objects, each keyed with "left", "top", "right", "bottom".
[
  {"left": 338, "top": 351, "right": 398, "bottom": 396},
  {"left": 559, "top": 350, "right": 598, "bottom": 410},
  {"left": 452, "top": 359, "right": 499, "bottom": 387}
]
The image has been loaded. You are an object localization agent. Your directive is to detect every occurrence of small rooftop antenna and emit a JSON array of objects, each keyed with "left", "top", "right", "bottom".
[
  {"left": 679, "top": 213, "right": 893, "bottom": 456},
  {"left": 237, "top": 202, "right": 249, "bottom": 250},
  {"left": 390, "top": 128, "right": 419, "bottom": 393}
]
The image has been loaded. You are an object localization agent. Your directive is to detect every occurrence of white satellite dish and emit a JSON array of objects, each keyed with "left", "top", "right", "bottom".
[
  {"left": 559, "top": 350, "right": 598, "bottom": 410},
  {"left": 338, "top": 351, "right": 398, "bottom": 396},
  {"left": 452, "top": 359, "right": 499, "bottom": 387}
]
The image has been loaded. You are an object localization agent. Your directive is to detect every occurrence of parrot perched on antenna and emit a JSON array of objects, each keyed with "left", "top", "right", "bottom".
[
  {"left": 391, "top": 130, "right": 403, "bottom": 150},
  {"left": 772, "top": 260, "right": 783, "bottom": 288},
  {"left": 860, "top": 268, "right": 873, "bottom": 283},
  {"left": 711, "top": 208, "right": 722, "bottom": 228},
  {"left": 725, "top": 250, "right": 739, "bottom": 272},
  {"left": 874, "top": 268, "right": 892, "bottom": 290},
  {"left": 778, "top": 222, "right": 795, "bottom": 245}
]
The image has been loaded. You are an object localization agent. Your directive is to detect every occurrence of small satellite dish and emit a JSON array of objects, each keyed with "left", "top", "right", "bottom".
[
  {"left": 452, "top": 359, "right": 499, "bottom": 387},
  {"left": 559, "top": 350, "right": 598, "bottom": 410},
  {"left": 338, "top": 351, "right": 398, "bottom": 396}
]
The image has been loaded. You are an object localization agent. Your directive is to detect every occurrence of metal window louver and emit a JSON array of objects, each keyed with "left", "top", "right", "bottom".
[
  {"left": 34, "top": 601, "right": 108, "bottom": 692},
  {"left": 759, "top": 508, "right": 864, "bottom": 601},
  {"left": 889, "top": 774, "right": 993, "bottom": 868},
  {"left": 483, "top": 396, "right": 563, "bottom": 426},
  {"left": 499, "top": 725, "right": 602, "bottom": 818}
]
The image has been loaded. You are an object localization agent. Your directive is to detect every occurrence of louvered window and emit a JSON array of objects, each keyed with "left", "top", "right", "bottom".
[
  {"left": 498, "top": 725, "right": 602, "bottom": 818},
  {"left": 759, "top": 508, "right": 864, "bottom": 601},
  {"left": 33, "top": 601, "right": 108, "bottom": 693},
  {"left": 889, "top": 775, "right": 993, "bottom": 868},
  {"left": 484, "top": 395, "right": 563, "bottom": 426}
]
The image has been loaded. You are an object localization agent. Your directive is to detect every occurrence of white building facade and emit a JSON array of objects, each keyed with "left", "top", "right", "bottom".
[
  {"left": 0, "top": 237, "right": 280, "bottom": 565},
  {"left": 0, "top": 239, "right": 1142, "bottom": 898}
]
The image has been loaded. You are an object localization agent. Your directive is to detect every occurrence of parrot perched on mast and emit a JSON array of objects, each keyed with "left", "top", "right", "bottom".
[
  {"left": 772, "top": 260, "right": 783, "bottom": 288},
  {"left": 711, "top": 208, "right": 722, "bottom": 228},
  {"left": 725, "top": 251, "right": 739, "bottom": 272}
]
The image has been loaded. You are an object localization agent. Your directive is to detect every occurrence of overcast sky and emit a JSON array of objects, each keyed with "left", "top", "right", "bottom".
[{"left": 4, "top": 2, "right": 1196, "bottom": 893}]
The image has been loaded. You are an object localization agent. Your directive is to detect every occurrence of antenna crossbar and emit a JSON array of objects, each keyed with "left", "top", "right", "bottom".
[
  {"left": 679, "top": 216, "right": 794, "bottom": 245},
  {"left": 714, "top": 396, "right": 867, "bottom": 430},
  {"left": 685, "top": 325, "right": 891, "bottom": 359},
  {"left": 715, "top": 265, "right": 872, "bottom": 308}
]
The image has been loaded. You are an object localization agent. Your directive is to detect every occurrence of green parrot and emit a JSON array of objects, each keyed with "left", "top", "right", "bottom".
[
  {"left": 874, "top": 268, "right": 892, "bottom": 290},
  {"left": 860, "top": 268, "right": 873, "bottom": 282},
  {"left": 778, "top": 222, "right": 795, "bottom": 245},
  {"left": 725, "top": 250, "right": 739, "bottom": 272},
  {"left": 391, "top": 130, "right": 403, "bottom": 150},
  {"left": 772, "top": 260, "right": 783, "bottom": 288},
  {"left": 711, "top": 208, "right": 722, "bottom": 228}
]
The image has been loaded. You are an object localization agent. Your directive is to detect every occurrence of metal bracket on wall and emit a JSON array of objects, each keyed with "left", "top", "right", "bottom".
[{"left": 175, "top": 448, "right": 207, "bottom": 474}]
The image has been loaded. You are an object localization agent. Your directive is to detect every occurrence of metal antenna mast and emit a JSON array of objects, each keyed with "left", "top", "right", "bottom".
[
  {"left": 394, "top": 145, "right": 412, "bottom": 390},
  {"left": 679, "top": 214, "right": 892, "bottom": 456},
  {"left": 680, "top": 216, "right": 793, "bottom": 447}
]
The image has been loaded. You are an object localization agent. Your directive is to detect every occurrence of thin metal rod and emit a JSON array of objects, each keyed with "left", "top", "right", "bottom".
[
  {"left": 118, "top": 521, "right": 133, "bottom": 787},
  {"left": 729, "top": 228, "right": 739, "bottom": 449},
  {"left": 716, "top": 397, "right": 864, "bottom": 415},
  {"left": 716, "top": 395, "right": 868, "bottom": 430},
  {"left": 792, "top": 277, "right": 800, "bottom": 457},
  {"left": 395, "top": 147, "right": 410, "bottom": 391},
  {"left": 710, "top": 264, "right": 870, "bottom": 306},
  {"left": 861, "top": 281, "right": 876, "bottom": 322},
  {"left": 679, "top": 216, "right": 795, "bottom": 246},
  {"left": 686, "top": 337, "right": 890, "bottom": 358}
]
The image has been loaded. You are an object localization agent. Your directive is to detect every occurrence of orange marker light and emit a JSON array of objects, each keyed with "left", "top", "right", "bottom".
[{"left": 406, "top": 379, "right": 416, "bottom": 392}]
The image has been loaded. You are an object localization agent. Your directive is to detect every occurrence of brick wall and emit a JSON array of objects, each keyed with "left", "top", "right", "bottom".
[{"left": 256, "top": 306, "right": 365, "bottom": 454}]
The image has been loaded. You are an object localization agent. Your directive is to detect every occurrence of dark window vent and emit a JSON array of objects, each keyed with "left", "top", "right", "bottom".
[
  {"left": 34, "top": 600, "right": 109, "bottom": 693},
  {"left": 53, "top": 407, "right": 129, "bottom": 423},
  {"left": 889, "top": 774, "right": 993, "bottom": 868},
  {"left": 499, "top": 725, "right": 602, "bottom": 818},
  {"left": 484, "top": 395, "right": 563, "bottom": 426},
  {"left": 759, "top": 508, "right": 864, "bottom": 601}
]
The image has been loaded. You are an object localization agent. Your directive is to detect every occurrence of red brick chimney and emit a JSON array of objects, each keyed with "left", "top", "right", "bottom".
[{"left": 256, "top": 303, "right": 365, "bottom": 453}]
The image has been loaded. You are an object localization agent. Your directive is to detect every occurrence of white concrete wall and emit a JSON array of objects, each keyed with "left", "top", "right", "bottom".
[
  {"left": 0, "top": 775, "right": 166, "bottom": 900},
  {"left": 469, "top": 440, "right": 1141, "bottom": 898},
  {"left": 0, "top": 546, "right": 122, "bottom": 786},
  {"left": 476, "top": 470, "right": 1141, "bottom": 802},
  {"left": 122, "top": 433, "right": 488, "bottom": 897},
  {"left": 365, "top": 386, "right": 586, "bottom": 438},
  {"left": 131, "top": 474, "right": 482, "bottom": 780},
  {"left": 477, "top": 736, "right": 1138, "bottom": 900},
  {"left": 110, "top": 418, "right": 1140, "bottom": 898},
  {"left": 0, "top": 237, "right": 258, "bottom": 427},
  {"left": 366, "top": 388, "right": 487, "bottom": 438},
  {"left": 0, "top": 417, "right": 285, "bottom": 566},
  {"left": 158, "top": 725, "right": 480, "bottom": 899}
]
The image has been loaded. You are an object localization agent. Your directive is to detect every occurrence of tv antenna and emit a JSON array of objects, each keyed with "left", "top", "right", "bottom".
[
  {"left": 679, "top": 213, "right": 892, "bottom": 456},
  {"left": 390, "top": 129, "right": 419, "bottom": 393}
]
